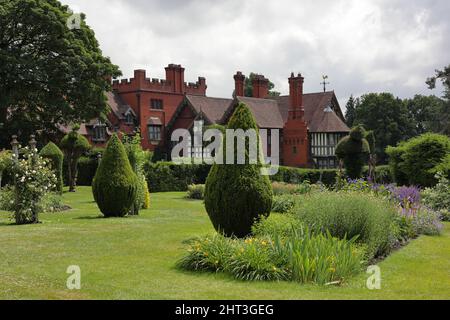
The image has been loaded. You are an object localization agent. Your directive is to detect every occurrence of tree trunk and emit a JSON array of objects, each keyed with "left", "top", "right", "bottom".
[{"left": 68, "top": 153, "right": 78, "bottom": 192}]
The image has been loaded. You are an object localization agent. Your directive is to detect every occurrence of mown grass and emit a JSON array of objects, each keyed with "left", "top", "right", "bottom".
[{"left": 0, "top": 187, "right": 449, "bottom": 300}]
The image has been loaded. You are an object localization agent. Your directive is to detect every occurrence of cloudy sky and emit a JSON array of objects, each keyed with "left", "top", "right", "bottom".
[{"left": 61, "top": 0, "right": 449, "bottom": 109}]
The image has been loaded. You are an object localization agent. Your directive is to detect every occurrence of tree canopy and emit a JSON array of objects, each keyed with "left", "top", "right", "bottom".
[
  {"left": 244, "top": 73, "right": 280, "bottom": 97},
  {"left": 352, "top": 93, "right": 415, "bottom": 163},
  {"left": 0, "top": 0, "right": 121, "bottom": 148}
]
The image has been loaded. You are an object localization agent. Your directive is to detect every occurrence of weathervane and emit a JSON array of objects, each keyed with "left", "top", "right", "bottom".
[{"left": 321, "top": 75, "right": 330, "bottom": 93}]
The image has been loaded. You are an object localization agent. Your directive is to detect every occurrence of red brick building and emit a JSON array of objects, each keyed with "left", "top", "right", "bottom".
[{"left": 77, "top": 64, "right": 349, "bottom": 168}]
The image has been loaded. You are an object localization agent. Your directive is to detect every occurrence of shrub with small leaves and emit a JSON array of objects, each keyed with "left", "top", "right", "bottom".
[
  {"left": 272, "top": 195, "right": 296, "bottom": 213},
  {"left": 11, "top": 147, "right": 58, "bottom": 224},
  {"left": 422, "top": 172, "right": 450, "bottom": 218},
  {"left": 186, "top": 184, "right": 205, "bottom": 200}
]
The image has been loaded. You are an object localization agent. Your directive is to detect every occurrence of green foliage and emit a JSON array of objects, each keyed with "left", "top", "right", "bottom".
[
  {"left": 204, "top": 102, "right": 273, "bottom": 238},
  {"left": 271, "top": 167, "right": 337, "bottom": 186},
  {"left": 404, "top": 95, "right": 448, "bottom": 136},
  {"left": 252, "top": 214, "right": 302, "bottom": 238},
  {"left": 335, "top": 126, "right": 370, "bottom": 179},
  {"left": 186, "top": 184, "right": 205, "bottom": 200},
  {"left": 60, "top": 128, "right": 91, "bottom": 192},
  {"left": 177, "top": 227, "right": 364, "bottom": 285},
  {"left": 0, "top": 185, "right": 14, "bottom": 211},
  {"left": 123, "top": 133, "right": 150, "bottom": 214},
  {"left": 145, "top": 162, "right": 211, "bottom": 192},
  {"left": 92, "top": 134, "right": 137, "bottom": 217},
  {"left": 40, "top": 142, "right": 64, "bottom": 193},
  {"left": 386, "top": 144, "right": 409, "bottom": 185},
  {"left": 344, "top": 95, "right": 358, "bottom": 127},
  {"left": 422, "top": 172, "right": 450, "bottom": 218},
  {"left": 387, "top": 133, "right": 450, "bottom": 187},
  {"left": 272, "top": 228, "right": 363, "bottom": 285},
  {"left": 294, "top": 191, "right": 396, "bottom": 259},
  {"left": 0, "top": 150, "right": 12, "bottom": 187},
  {"left": 11, "top": 148, "right": 57, "bottom": 224},
  {"left": 0, "top": 0, "right": 121, "bottom": 148},
  {"left": 271, "top": 195, "right": 296, "bottom": 213},
  {"left": 353, "top": 93, "right": 415, "bottom": 163},
  {"left": 244, "top": 73, "right": 280, "bottom": 97}
]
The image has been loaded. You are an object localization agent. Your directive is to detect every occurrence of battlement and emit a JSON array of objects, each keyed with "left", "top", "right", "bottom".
[{"left": 112, "top": 65, "right": 206, "bottom": 95}]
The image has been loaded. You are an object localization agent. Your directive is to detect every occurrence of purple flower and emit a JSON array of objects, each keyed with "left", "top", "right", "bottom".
[{"left": 393, "top": 186, "right": 421, "bottom": 207}]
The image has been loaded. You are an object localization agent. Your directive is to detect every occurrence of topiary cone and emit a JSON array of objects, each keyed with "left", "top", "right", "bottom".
[
  {"left": 204, "top": 102, "right": 273, "bottom": 238},
  {"left": 92, "top": 134, "right": 137, "bottom": 217}
]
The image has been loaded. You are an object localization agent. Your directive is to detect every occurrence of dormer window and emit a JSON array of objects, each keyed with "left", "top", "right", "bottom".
[
  {"left": 92, "top": 123, "right": 107, "bottom": 142},
  {"left": 125, "top": 112, "right": 134, "bottom": 125}
]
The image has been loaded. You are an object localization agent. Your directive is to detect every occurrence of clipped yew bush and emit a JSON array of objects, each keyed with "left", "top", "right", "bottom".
[
  {"left": 60, "top": 126, "right": 91, "bottom": 192},
  {"left": 387, "top": 133, "right": 450, "bottom": 187},
  {"left": 92, "top": 134, "right": 137, "bottom": 217},
  {"left": 40, "top": 142, "right": 64, "bottom": 193},
  {"left": 204, "top": 102, "right": 273, "bottom": 238},
  {"left": 335, "top": 125, "right": 370, "bottom": 179}
]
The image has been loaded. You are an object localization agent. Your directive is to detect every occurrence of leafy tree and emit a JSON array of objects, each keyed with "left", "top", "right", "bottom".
[
  {"left": 404, "top": 95, "right": 448, "bottom": 135},
  {"left": 344, "top": 95, "right": 358, "bottom": 127},
  {"left": 0, "top": 0, "right": 121, "bottom": 148},
  {"left": 244, "top": 73, "right": 280, "bottom": 97},
  {"left": 335, "top": 125, "right": 370, "bottom": 179},
  {"left": 60, "top": 126, "right": 91, "bottom": 192},
  {"left": 92, "top": 134, "right": 137, "bottom": 217},
  {"left": 204, "top": 102, "right": 273, "bottom": 238},
  {"left": 427, "top": 64, "right": 450, "bottom": 100},
  {"left": 39, "top": 142, "right": 64, "bottom": 193},
  {"left": 353, "top": 93, "right": 415, "bottom": 164},
  {"left": 426, "top": 64, "right": 450, "bottom": 135}
]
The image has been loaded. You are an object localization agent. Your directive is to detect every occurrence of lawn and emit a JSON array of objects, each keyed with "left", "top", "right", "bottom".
[{"left": 0, "top": 187, "right": 449, "bottom": 300}]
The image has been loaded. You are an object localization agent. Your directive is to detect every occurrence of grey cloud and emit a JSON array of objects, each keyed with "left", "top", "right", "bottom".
[{"left": 62, "top": 0, "right": 450, "bottom": 110}]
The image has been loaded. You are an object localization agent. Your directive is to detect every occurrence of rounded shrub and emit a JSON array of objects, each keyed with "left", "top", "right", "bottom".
[
  {"left": 335, "top": 126, "right": 370, "bottom": 179},
  {"left": 40, "top": 142, "right": 64, "bottom": 193},
  {"left": 294, "top": 191, "right": 396, "bottom": 259},
  {"left": 92, "top": 134, "right": 137, "bottom": 217},
  {"left": 204, "top": 102, "right": 273, "bottom": 238}
]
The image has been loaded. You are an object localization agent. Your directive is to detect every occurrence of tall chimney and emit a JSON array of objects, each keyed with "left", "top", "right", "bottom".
[
  {"left": 288, "top": 73, "right": 305, "bottom": 119},
  {"left": 252, "top": 74, "right": 269, "bottom": 99},
  {"left": 234, "top": 71, "right": 245, "bottom": 97},
  {"left": 165, "top": 64, "right": 185, "bottom": 94}
]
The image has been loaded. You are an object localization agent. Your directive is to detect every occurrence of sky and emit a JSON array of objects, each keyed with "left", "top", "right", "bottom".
[{"left": 61, "top": 0, "right": 449, "bottom": 110}]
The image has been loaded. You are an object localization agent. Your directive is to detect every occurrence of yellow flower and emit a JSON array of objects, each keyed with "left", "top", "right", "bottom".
[{"left": 273, "top": 266, "right": 277, "bottom": 271}]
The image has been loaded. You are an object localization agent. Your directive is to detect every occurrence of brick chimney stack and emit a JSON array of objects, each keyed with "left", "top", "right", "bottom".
[
  {"left": 252, "top": 74, "right": 269, "bottom": 99},
  {"left": 288, "top": 73, "right": 305, "bottom": 119},
  {"left": 165, "top": 64, "right": 185, "bottom": 94},
  {"left": 234, "top": 71, "right": 245, "bottom": 97}
]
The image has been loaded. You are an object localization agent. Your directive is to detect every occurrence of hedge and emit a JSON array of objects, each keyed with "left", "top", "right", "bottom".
[
  {"left": 145, "top": 163, "right": 339, "bottom": 192},
  {"left": 63, "top": 159, "right": 393, "bottom": 192}
]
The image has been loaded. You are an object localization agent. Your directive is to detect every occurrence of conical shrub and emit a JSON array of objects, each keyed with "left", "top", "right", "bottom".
[
  {"left": 204, "top": 102, "right": 273, "bottom": 238},
  {"left": 92, "top": 134, "right": 137, "bottom": 217}
]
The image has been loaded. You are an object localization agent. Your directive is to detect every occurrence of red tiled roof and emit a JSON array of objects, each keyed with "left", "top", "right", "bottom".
[
  {"left": 186, "top": 95, "right": 232, "bottom": 124},
  {"left": 232, "top": 96, "right": 285, "bottom": 129},
  {"left": 106, "top": 91, "right": 135, "bottom": 119},
  {"left": 275, "top": 92, "right": 350, "bottom": 133}
]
